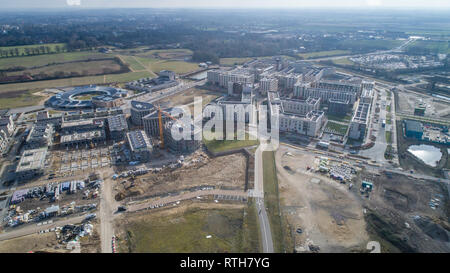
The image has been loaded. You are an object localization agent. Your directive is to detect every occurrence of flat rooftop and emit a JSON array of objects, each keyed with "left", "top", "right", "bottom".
[{"left": 16, "top": 148, "right": 48, "bottom": 172}]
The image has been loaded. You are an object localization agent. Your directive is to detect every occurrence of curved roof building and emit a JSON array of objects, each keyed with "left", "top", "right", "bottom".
[
  {"left": 130, "top": 101, "right": 155, "bottom": 126},
  {"left": 46, "top": 85, "right": 127, "bottom": 110}
]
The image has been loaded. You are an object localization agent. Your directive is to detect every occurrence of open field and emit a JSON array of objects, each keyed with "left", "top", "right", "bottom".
[
  {"left": 204, "top": 131, "right": 259, "bottom": 154},
  {"left": 337, "top": 39, "right": 404, "bottom": 51},
  {"left": 332, "top": 57, "right": 355, "bottom": 66},
  {"left": 406, "top": 40, "right": 450, "bottom": 54},
  {"left": 116, "top": 202, "right": 260, "bottom": 253},
  {"left": 0, "top": 89, "right": 43, "bottom": 109},
  {"left": 120, "top": 55, "right": 199, "bottom": 74},
  {"left": 0, "top": 232, "right": 59, "bottom": 253},
  {"left": 0, "top": 51, "right": 106, "bottom": 70},
  {"left": 0, "top": 43, "right": 66, "bottom": 58},
  {"left": 0, "top": 224, "right": 101, "bottom": 253},
  {"left": 220, "top": 57, "right": 254, "bottom": 66},
  {"left": 136, "top": 48, "right": 193, "bottom": 59},
  {"left": 154, "top": 87, "right": 222, "bottom": 112},
  {"left": 6, "top": 59, "right": 124, "bottom": 78},
  {"left": 0, "top": 71, "right": 152, "bottom": 96},
  {"left": 114, "top": 152, "right": 247, "bottom": 202},
  {"left": 275, "top": 146, "right": 369, "bottom": 253},
  {"left": 0, "top": 70, "right": 152, "bottom": 109},
  {"left": 298, "top": 50, "right": 350, "bottom": 59}
]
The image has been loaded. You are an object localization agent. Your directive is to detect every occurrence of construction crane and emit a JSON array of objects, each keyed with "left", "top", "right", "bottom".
[{"left": 157, "top": 106, "right": 179, "bottom": 149}]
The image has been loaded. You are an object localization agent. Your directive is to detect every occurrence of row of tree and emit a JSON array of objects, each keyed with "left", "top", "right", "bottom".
[{"left": 0, "top": 44, "right": 68, "bottom": 58}]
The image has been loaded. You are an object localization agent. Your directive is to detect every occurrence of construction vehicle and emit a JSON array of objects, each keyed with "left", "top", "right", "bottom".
[{"left": 157, "top": 106, "right": 179, "bottom": 149}]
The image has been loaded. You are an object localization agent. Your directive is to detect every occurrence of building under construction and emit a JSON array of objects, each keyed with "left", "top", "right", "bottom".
[{"left": 163, "top": 120, "right": 201, "bottom": 153}]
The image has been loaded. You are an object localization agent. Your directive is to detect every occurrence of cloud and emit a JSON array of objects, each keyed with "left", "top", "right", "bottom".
[
  {"left": 66, "top": 0, "right": 81, "bottom": 6},
  {"left": 366, "top": 0, "right": 382, "bottom": 6}
]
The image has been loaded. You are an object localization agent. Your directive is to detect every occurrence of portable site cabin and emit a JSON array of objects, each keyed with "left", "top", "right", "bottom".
[{"left": 362, "top": 181, "right": 373, "bottom": 192}]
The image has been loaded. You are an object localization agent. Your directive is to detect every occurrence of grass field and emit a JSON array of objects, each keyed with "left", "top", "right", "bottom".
[
  {"left": 136, "top": 48, "right": 193, "bottom": 59},
  {"left": 203, "top": 131, "right": 259, "bottom": 153},
  {"left": 151, "top": 60, "right": 199, "bottom": 74},
  {"left": 0, "top": 43, "right": 66, "bottom": 58},
  {"left": 220, "top": 57, "right": 254, "bottom": 66},
  {"left": 386, "top": 131, "right": 392, "bottom": 144},
  {"left": 262, "top": 151, "right": 285, "bottom": 253},
  {"left": 406, "top": 40, "right": 450, "bottom": 54},
  {"left": 0, "top": 89, "right": 43, "bottom": 109},
  {"left": 337, "top": 39, "right": 404, "bottom": 51},
  {"left": 327, "top": 113, "right": 352, "bottom": 123},
  {"left": 325, "top": 121, "right": 349, "bottom": 135},
  {"left": 6, "top": 59, "right": 122, "bottom": 78},
  {"left": 0, "top": 51, "right": 105, "bottom": 70},
  {"left": 332, "top": 57, "right": 354, "bottom": 66},
  {"left": 298, "top": 50, "right": 350, "bottom": 59},
  {"left": 120, "top": 55, "right": 199, "bottom": 74},
  {"left": 120, "top": 205, "right": 260, "bottom": 253}
]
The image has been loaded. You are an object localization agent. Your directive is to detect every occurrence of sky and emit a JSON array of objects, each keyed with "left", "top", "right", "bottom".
[{"left": 2, "top": 0, "right": 450, "bottom": 9}]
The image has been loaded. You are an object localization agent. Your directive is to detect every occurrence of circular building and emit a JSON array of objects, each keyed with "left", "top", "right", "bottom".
[
  {"left": 46, "top": 85, "right": 127, "bottom": 110},
  {"left": 130, "top": 100, "right": 155, "bottom": 126}
]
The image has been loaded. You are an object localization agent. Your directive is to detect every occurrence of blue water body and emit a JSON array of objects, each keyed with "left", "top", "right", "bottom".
[{"left": 408, "top": 144, "right": 442, "bottom": 167}]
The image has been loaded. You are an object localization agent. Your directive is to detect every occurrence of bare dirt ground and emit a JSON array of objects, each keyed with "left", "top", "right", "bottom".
[
  {"left": 114, "top": 153, "right": 247, "bottom": 202},
  {"left": 275, "top": 146, "right": 369, "bottom": 253},
  {"left": 0, "top": 223, "right": 100, "bottom": 253},
  {"left": 362, "top": 171, "right": 450, "bottom": 253},
  {"left": 155, "top": 87, "right": 222, "bottom": 114}
]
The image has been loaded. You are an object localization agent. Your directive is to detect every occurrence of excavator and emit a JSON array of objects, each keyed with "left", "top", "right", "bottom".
[{"left": 157, "top": 105, "right": 179, "bottom": 149}]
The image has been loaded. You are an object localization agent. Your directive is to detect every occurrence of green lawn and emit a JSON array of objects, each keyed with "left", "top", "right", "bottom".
[
  {"left": 337, "top": 39, "right": 404, "bottom": 51},
  {"left": 0, "top": 43, "right": 67, "bottom": 58},
  {"left": 406, "top": 40, "right": 450, "bottom": 54},
  {"left": 220, "top": 57, "right": 254, "bottom": 66},
  {"left": 262, "top": 151, "right": 285, "bottom": 253},
  {"left": 298, "top": 50, "right": 350, "bottom": 59},
  {"left": 203, "top": 131, "right": 259, "bottom": 153},
  {"left": 332, "top": 57, "right": 354, "bottom": 65},
  {"left": 325, "top": 121, "right": 349, "bottom": 135},
  {"left": 151, "top": 60, "right": 199, "bottom": 74},
  {"left": 327, "top": 113, "right": 352, "bottom": 123},
  {"left": 0, "top": 90, "right": 43, "bottom": 109},
  {"left": 120, "top": 207, "right": 260, "bottom": 253},
  {"left": 0, "top": 70, "right": 153, "bottom": 94},
  {"left": 0, "top": 51, "right": 105, "bottom": 69},
  {"left": 385, "top": 131, "right": 392, "bottom": 144}
]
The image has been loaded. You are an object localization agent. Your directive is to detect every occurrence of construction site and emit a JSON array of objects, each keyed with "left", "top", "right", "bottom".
[{"left": 275, "top": 145, "right": 450, "bottom": 253}]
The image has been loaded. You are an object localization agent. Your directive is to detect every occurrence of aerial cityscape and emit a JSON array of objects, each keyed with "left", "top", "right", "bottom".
[{"left": 0, "top": 0, "right": 449, "bottom": 259}]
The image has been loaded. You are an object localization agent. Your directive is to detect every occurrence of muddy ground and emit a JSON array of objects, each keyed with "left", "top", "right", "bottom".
[
  {"left": 276, "top": 146, "right": 369, "bottom": 253},
  {"left": 114, "top": 153, "right": 247, "bottom": 202},
  {"left": 276, "top": 145, "right": 450, "bottom": 253}
]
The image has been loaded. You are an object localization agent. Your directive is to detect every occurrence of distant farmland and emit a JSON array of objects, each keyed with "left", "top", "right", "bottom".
[{"left": 0, "top": 43, "right": 67, "bottom": 58}]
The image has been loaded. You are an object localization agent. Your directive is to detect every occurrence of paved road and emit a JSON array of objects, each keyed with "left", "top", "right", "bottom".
[
  {"left": 99, "top": 177, "right": 116, "bottom": 253},
  {"left": 0, "top": 215, "right": 85, "bottom": 242},
  {"left": 254, "top": 145, "right": 274, "bottom": 253}
]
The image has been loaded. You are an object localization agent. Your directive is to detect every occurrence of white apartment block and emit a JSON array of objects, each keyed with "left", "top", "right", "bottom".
[
  {"left": 294, "top": 81, "right": 359, "bottom": 104},
  {"left": 348, "top": 101, "right": 371, "bottom": 140},
  {"left": 281, "top": 97, "right": 320, "bottom": 115},
  {"left": 275, "top": 73, "right": 301, "bottom": 91},
  {"left": 259, "top": 77, "right": 278, "bottom": 95},
  {"left": 267, "top": 91, "right": 324, "bottom": 137},
  {"left": 207, "top": 69, "right": 255, "bottom": 88}
]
